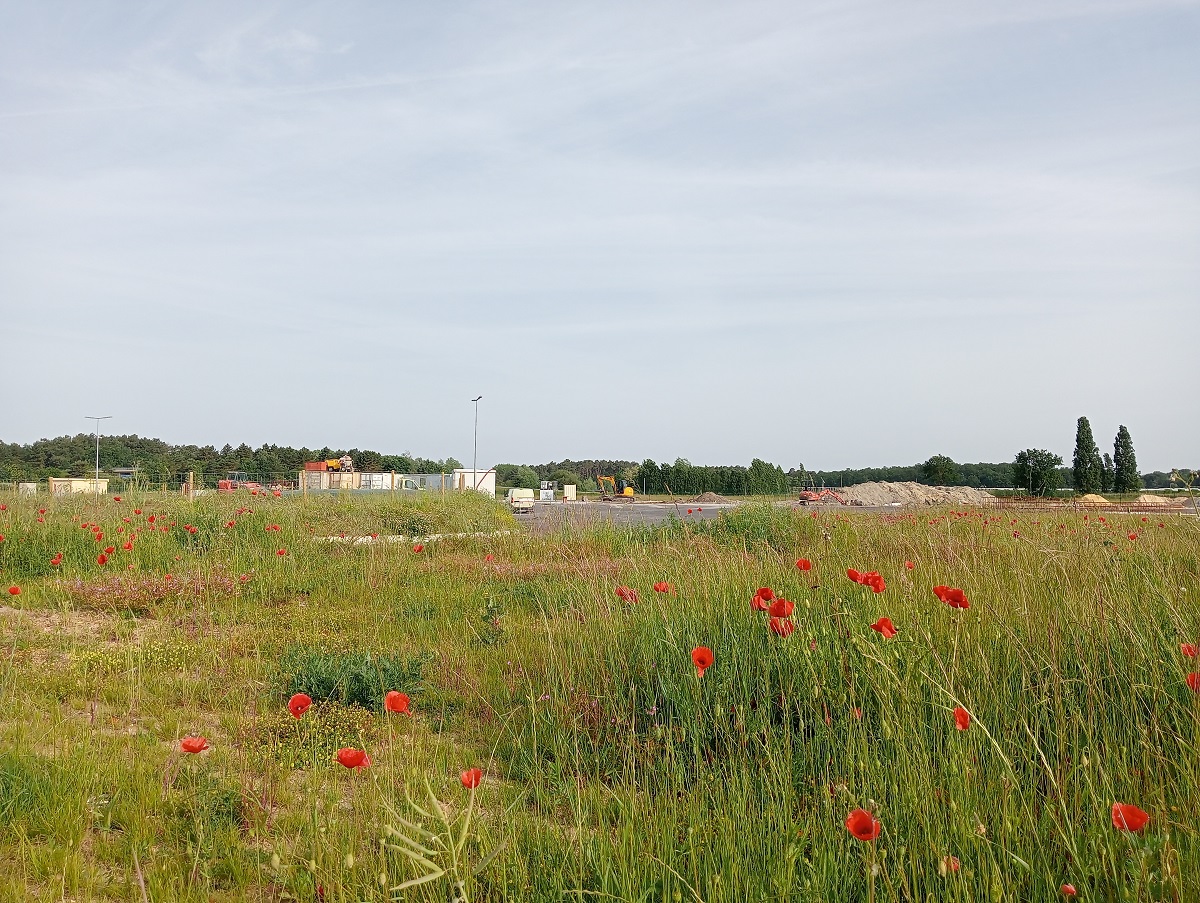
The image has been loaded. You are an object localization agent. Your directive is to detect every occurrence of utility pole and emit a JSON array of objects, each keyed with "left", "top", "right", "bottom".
[
  {"left": 471, "top": 395, "right": 483, "bottom": 490},
  {"left": 85, "top": 415, "right": 112, "bottom": 491}
]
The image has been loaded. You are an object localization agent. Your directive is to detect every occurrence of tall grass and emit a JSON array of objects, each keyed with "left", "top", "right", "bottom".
[{"left": 0, "top": 492, "right": 1196, "bottom": 901}]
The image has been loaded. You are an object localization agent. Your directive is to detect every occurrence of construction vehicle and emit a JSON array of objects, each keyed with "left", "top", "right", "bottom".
[
  {"left": 303, "top": 455, "right": 354, "bottom": 473},
  {"left": 795, "top": 488, "right": 847, "bottom": 505},
  {"left": 506, "top": 487, "right": 535, "bottom": 513},
  {"left": 218, "top": 472, "right": 266, "bottom": 493},
  {"left": 598, "top": 476, "right": 635, "bottom": 501}
]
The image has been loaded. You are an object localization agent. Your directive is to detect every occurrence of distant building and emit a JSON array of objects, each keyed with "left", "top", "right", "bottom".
[
  {"left": 48, "top": 478, "right": 109, "bottom": 495},
  {"left": 298, "top": 469, "right": 495, "bottom": 497}
]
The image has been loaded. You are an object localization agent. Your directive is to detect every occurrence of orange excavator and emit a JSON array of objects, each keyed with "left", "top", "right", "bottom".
[{"left": 795, "top": 488, "right": 846, "bottom": 505}]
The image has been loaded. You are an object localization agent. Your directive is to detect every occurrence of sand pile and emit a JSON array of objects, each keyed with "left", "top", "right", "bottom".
[
  {"left": 1077, "top": 494, "right": 1112, "bottom": 506},
  {"left": 838, "top": 482, "right": 994, "bottom": 507},
  {"left": 1136, "top": 494, "right": 1177, "bottom": 506},
  {"left": 691, "top": 491, "right": 734, "bottom": 504}
]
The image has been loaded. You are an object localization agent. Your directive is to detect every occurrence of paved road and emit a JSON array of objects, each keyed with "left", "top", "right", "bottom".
[{"left": 519, "top": 500, "right": 741, "bottom": 529}]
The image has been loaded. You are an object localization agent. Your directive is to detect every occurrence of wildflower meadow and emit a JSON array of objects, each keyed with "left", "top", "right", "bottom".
[{"left": 0, "top": 491, "right": 1197, "bottom": 901}]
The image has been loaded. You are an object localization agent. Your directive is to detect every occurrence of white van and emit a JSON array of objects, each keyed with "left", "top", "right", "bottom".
[{"left": 506, "top": 488, "right": 535, "bottom": 513}]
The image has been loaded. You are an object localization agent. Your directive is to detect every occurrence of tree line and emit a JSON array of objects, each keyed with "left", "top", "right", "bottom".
[
  {"left": 0, "top": 434, "right": 462, "bottom": 484},
  {"left": 4, "top": 431, "right": 1185, "bottom": 496}
]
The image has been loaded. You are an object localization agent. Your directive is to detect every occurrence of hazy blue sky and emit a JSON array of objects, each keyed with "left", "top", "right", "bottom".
[{"left": 2, "top": 1, "right": 1197, "bottom": 470}]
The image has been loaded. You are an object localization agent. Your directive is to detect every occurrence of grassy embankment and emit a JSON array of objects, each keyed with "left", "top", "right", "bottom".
[{"left": 0, "top": 491, "right": 1197, "bottom": 901}]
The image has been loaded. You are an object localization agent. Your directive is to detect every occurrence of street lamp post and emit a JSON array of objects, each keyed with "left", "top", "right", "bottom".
[
  {"left": 85, "top": 415, "right": 113, "bottom": 491},
  {"left": 471, "top": 396, "right": 483, "bottom": 490}
]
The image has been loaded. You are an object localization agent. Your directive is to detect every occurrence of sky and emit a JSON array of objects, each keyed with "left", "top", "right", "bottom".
[{"left": 1, "top": 1, "right": 1197, "bottom": 471}]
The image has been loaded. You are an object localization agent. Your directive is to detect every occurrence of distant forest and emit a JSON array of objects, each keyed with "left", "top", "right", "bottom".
[
  {"left": 0, "top": 434, "right": 462, "bottom": 485},
  {"left": 0, "top": 435, "right": 1180, "bottom": 491}
]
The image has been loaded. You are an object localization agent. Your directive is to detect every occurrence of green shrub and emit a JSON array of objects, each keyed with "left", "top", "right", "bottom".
[{"left": 275, "top": 646, "right": 427, "bottom": 710}]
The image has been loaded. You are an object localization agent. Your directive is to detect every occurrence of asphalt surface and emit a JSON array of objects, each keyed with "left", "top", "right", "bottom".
[
  {"left": 516, "top": 499, "right": 1198, "bottom": 530},
  {"left": 519, "top": 500, "right": 739, "bottom": 529}
]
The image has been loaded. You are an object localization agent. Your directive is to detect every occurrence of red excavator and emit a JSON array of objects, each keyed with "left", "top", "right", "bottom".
[{"left": 794, "top": 488, "right": 847, "bottom": 505}]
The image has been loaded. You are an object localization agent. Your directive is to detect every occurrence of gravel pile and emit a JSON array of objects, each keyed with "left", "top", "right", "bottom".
[
  {"left": 838, "top": 481, "right": 994, "bottom": 507},
  {"left": 1136, "top": 494, "right": 1178, "bottom": 506},
  {"left": 690, "top": 491, "right": 735, "bottom": 504}
]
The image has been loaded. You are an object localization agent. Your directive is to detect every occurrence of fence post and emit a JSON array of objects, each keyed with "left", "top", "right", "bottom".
[
  {"left": 186, "top": 471, "right": 194, "bottom": 500},
  {"left": 391, "top": 471, "right": 395, "bottom": 494}
]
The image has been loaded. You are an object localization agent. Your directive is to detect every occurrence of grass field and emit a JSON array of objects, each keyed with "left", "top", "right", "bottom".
[{"left": 0, "top": 491, "right": 1197, "bottom": 902}]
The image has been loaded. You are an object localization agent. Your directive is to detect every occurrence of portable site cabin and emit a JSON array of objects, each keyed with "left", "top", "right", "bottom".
[
  {"left": 451, "top": 469, "right": 496, "bottom": 497},
  {"left": 48, "top": 478, "right": 109, "bottom": 495},
  {"left": 297, "top": 470, "right": 495, "bottom": 497}
]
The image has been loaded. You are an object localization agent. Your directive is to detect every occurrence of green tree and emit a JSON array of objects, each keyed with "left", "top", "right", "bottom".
[
  {"left": 921, "top": 454, "right": 961, "bottom": 486},
  {"left": 1101, "top": 453, "right": 1114, "bottom": 492},
  {"left": 1013, "top": 449, "right": 1064, "bottom": 496},
  {"left": 1112, "top": 425, "right": 1141, "bottom": 493},
  {"left": 1071, "top": 416, "right": 1103, "bottom": 494}
]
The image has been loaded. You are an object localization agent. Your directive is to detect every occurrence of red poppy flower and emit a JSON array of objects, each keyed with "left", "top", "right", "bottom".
[
  {"left": 751, "top": 592, "right": 771, "bottom": 612},
  {"left": 769, "top": 617, "right": 795, "bottom": 637},
  {"left": 954, "top": 706, "right": 970, "bottom": 731},
  {"left": 147, "top": 515, "right": 155, "bottom": 523},
  {"left": 94, "top": 532, "right": 103, "bottom": 541},
  {"left": 687, "top": 509, "right": 693, "bottom": 514},
  {"left": 1111, "top": 802, "right": 1149, "bottom": 832},
  {"left": 862, "top": 571, "right": 885, "bottom": 593},
  {"left": 336, "top": 748, "right": 370, "bottom": 770},
  {"left": 180, "top": 736, "right": 209, "bottom": 754},
  {"left": 768, "top": 598, "right": 794, "bottom": 618},
  {"left": 1183, "top": 643, "right": 1198, "bottom": 658},
  {"left": 122, "top": 541, "right": 132, "bottom": 551},
  {"left": 942, "top": 856, "right": 960, "bottom": 873},
  {"left": 113, "top": 496, "right": 121, "bottom": 502},
  {"left": 1061, "top": 885, "right": 1077, "bottom": 896},
  {"left": 51, "top": 556, "right": 61, "bottom": 566},
  {"left": 846, "top": 568, "right": 862, "bottom": 583},
  {"left": 1187, "top": 673, "right": 1200, "bottom": 693},
  {"left": 412, "top": 543, "right": 424, "bottom": 553},
  {"left": 134, "top": 509, "right": 142, "bottom": 515},
  {"left": 164, "top": 574, "right": 173, "bottom": 581},
  {"left": 97, "top": 553, "right": 108, "bottom": 565},
  {"left": 1128, "top": 532, "right": 1138, "bottom": 541},
  {"left": 615, "top": 586, "right": 639, "bottom": 604},
  {"left": 795, "top": 558, "right": 812, "bottom": 571},
  {"left": 7, "top": 586, "right": 19, "bottom": 596},
  {"left": 385, "top": 691, "right": 412, "bottom": 715},
  {"left": 869, "top": 617, "right": 897, "bottom": 638},
  {"left": 484, "top": 554, "right": 494, "bottom": 562},
  {"left": 653, "top": 581, "right": 673, "bottom": 593},
  {"left": 845, "top": 808, "right": 881, "bottom": 841},
  {"left": 0, "top": 535, "right": 4, "bottom": 543},
  {"left": 934, "top": 586, "right": 969, "bottom": 609},
  {"left": 287, "top": 693, "right": 312, "bottom": 718},
  {"left": 104, "top": 546, "right": 115, "bottom": 554},
  {"left": 691, "top": 646, "right": 714, "bottom": 678},
  {"left": 904, "top": 560, "right": 914, "bottom": 570},
  {"left": 38, "top": 509, "right": 45, "bottom": 515},
  {"left": 273, "top": 490, "right": 282, "bottom": 497},
  {"left": 756, "top": 587, "right": 775, "bottom": 602},
  {"left": 461, "top": 767, "right": 483, "bottom": 789},
  {"left": 276, "top": 549, "right": 287, "bottom": 556}
]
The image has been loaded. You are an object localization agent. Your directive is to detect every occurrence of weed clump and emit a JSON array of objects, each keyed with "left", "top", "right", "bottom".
[{"left": 275, "top": 646, "right": 427, "bottom": 711}]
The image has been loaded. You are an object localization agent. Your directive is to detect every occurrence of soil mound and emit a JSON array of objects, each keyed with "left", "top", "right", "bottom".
[
  {"left": 1136, "top": 494, "right": 1176, "bottom": 506},
  {"left": 1077, "top": 494, "right": 1111, "bottom": 506},
  {"left": 838, "top": 481, "right": 994, "bottom": 507},
  {"left": 690, "top": 492, "right": 734, "bottom": 504}
]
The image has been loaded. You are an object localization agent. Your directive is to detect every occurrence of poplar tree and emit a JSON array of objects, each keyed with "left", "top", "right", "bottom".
[
  {"left": 1112, "top": 425, "right": 1141, "bottom": 492},
  {"left": 1101, "top": 453, "right": 1115, "bottom": 492},
  {"left": 1072, "top": 416, "right": 1103, "bottom": 494}
]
